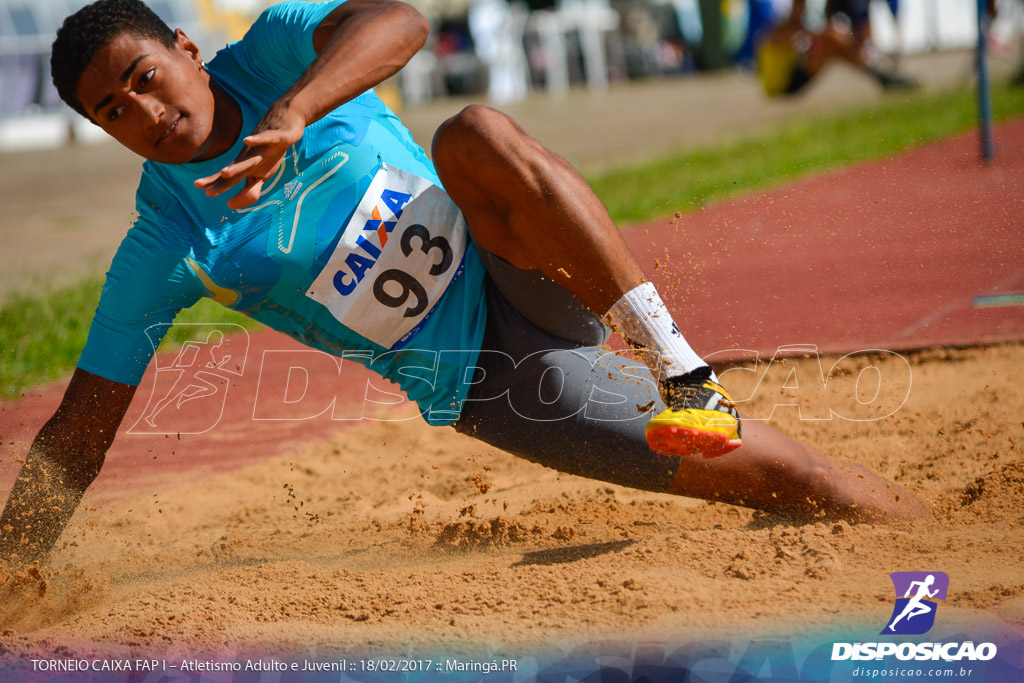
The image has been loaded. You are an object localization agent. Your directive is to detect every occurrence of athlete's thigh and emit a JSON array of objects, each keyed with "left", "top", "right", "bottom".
[
  {"left": 455, "top": 285, "right": 678, "bottom": 492},
  {"left": 475, "top": 247, "right": 610, "bottom": 347}
]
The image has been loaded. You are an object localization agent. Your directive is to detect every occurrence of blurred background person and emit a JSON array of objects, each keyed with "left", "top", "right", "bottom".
[
  {"left": 735, "top": 0, "right": 787, "bottom": 67},
  {"left": 469, "top": 0, "right": 530, "bottom": 102},
  {"left": 756, "top": 0, "right": 918, "bottom": 97}
]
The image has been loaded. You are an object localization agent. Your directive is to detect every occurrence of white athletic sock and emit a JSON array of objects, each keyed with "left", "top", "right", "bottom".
[{"left": 603, "top": 282, "right": 716, "bottom": 383}]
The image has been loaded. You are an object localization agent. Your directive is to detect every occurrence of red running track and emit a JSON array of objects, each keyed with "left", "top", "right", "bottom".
[{"left": 628, "top": 118, "right": 1024, "bottom": 360}]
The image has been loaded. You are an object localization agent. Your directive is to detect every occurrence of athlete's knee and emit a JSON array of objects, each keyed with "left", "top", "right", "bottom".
[
  {"left": 783, "top": 456, "right": 840, "bottom": 509},
  {"left": 735, "top": 443, "right": 838, "bottom": 508},
  {"left": 435, "top": 105, "right": 513, "bottom": 146},
  {"left": 432, "top": 105, "right": 521, "bottom": 172}
]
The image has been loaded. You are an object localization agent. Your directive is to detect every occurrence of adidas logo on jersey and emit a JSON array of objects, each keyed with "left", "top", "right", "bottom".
[{"left": 284, "top": 179, "right": 303, "bottom": 200}]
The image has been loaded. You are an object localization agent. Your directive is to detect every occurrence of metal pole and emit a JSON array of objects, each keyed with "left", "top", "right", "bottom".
[{"left": 977, "top": 0, "right": 995, "bottom": 163}]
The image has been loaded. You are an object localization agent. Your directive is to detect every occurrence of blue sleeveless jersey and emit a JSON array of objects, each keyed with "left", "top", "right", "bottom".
[{"left": 78, "top": 0, "right": 488, "bottom": 425}]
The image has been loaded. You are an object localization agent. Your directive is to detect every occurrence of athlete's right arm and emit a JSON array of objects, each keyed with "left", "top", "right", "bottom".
[{"left": 0, "top": 369, "right": 136, "bottom": 567}]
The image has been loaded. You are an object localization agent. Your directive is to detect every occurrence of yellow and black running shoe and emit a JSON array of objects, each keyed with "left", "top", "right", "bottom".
[{"left": 645, "top": 366, "right": 742, "bottom": 459}]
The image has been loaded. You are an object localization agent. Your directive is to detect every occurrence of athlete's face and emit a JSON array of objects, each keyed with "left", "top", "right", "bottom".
[{"left": 76, "top": 31, "right": 219, "bottom": 164}]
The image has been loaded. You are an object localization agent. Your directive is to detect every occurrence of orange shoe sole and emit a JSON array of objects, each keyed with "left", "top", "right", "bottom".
[{"left": 646, "top": 424, "right": 742, "bottom": 459}]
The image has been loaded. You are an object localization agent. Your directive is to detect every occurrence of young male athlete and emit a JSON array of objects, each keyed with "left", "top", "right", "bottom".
[
  {"left": 0, "top": 0, "right": 927, "bottom": 567},
  {"left": 757, "top": 0, "right": 918, "bottom": 97}
]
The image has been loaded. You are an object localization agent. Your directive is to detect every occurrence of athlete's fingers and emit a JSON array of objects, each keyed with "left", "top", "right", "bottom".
[
  {"left": 195, "top": 135, "right": 287, "bottom": 200},
  {"left": 233, "top": 153, "right": 285, "bottom": 192},
  {"left": 201, "top": 173, "right": 245, "bottom": 197},
  {"left": 217, "top": 153, "right": 266, "bottom": 180},
  {"left": 193, "top": 172, "right": 221, "bottom": 189},
  {"left": 194, "top": 157, "right": 258, "bottom": 194},
  {"left": 200, "top": 155, "right": 270, "bottom": 197},
  {"left": 199, "top": 104, "right": 301, "bottom": 195},
  {"left": 243, "top": 129, "right": 294, "bottom": 148},
  {"left": 200, "top": 155, "right": 283, "bottom": 200},
  {"left": 227, "top": 177, "right": 265, "bottom": 210}
]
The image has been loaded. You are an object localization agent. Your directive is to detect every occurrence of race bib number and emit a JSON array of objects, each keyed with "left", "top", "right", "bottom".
[{"left": 306, "top": 165, "right": 467, "bottom": 349}]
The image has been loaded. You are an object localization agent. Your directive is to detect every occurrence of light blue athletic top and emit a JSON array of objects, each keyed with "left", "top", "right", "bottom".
[{"left": 78, "top": 0, "right": 487, "bottom": 425}]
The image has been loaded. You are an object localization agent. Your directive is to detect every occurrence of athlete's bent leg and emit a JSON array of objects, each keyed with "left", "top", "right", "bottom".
[
  {"left": 457, "top": 281, "right": 930, "bottom": 523},
  {"left": 459, "top": 348, "right": 927, "bottom": 523},
  {"left": 433, "top": 106, "right": 742, "bottom": 458}
]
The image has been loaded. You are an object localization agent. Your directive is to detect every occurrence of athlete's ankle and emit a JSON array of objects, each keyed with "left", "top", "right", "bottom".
[{"left": 603, "top": 282, "right": 710, "bottom": 383}]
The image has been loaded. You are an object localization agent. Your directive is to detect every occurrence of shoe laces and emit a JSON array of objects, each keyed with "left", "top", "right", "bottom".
[{"left": 662, "top": 366, "right": 716, "bottom": 410}]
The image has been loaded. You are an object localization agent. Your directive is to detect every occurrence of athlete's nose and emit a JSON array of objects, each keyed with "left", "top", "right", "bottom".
[{"left": 133, "top": 92, "right": 165, "bottom": 126}]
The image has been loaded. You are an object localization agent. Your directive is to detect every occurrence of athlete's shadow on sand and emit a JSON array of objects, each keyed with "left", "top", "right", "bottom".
[{"left": 513, "top": 540, "right": 635, "bottom": 567}]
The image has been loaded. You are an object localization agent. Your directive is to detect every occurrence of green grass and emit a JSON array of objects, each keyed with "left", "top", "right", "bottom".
[
  {"left": 0, "top": 279, "right": 258, "bottom": 398},
  {"left": 588, "top": 82, "right": 1024, "bottom": 224},
  {"left": 3, "top": 82, "right": 1024, "bottom": 398}
]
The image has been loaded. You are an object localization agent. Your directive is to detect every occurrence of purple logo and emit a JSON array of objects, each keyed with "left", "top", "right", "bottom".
[{"left": 881, "top": 572, "right": 949, "bottom": 635}]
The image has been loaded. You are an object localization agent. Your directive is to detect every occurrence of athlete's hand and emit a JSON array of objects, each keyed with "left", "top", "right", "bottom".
[{"left": 194, "top": 103, "right": 307, "bottom": 210}]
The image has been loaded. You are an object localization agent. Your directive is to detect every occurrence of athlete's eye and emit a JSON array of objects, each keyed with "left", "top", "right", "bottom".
[
  {"left": 108, "top": 105, "right": 124, "bottom": 122},
  {"left": 139, "top": 68, "right": 155, "bottom": 87}
]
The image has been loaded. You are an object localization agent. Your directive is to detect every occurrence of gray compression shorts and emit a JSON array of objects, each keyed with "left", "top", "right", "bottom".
[{"left": 453, "top": 249, "right": 681, "bottom": 493}]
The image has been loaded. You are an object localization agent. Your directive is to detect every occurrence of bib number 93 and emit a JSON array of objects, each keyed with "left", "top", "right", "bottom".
[
  {"left": 373, "top": 224, "right": 453, "bottom": 318},
  {"left": 306, "top": 164, "right": 468, "bottom": 350}
]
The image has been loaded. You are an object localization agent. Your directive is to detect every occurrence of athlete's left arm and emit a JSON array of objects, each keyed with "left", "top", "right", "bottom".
[{"left": 196, "top": 0, "right": 429, "bottom": 209}]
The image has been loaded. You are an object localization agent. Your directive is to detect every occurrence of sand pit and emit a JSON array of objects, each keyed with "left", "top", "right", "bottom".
[{"left": 1, "top": 344, "right": 1021, "bottom": 670}]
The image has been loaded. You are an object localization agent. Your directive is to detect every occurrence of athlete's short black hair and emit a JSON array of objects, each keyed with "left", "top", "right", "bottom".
[{"left": 51, "top": 0, "right": 176, "bottom": 118}]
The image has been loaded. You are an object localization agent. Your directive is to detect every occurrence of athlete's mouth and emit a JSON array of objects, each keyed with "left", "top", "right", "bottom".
[{"left": 156, "top": 116, "right": 182, "bottom": 145}]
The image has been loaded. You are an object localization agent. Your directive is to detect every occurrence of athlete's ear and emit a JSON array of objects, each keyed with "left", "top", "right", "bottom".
[{"left": 174, "top": 28, "right": 204, "bottom": 67}]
